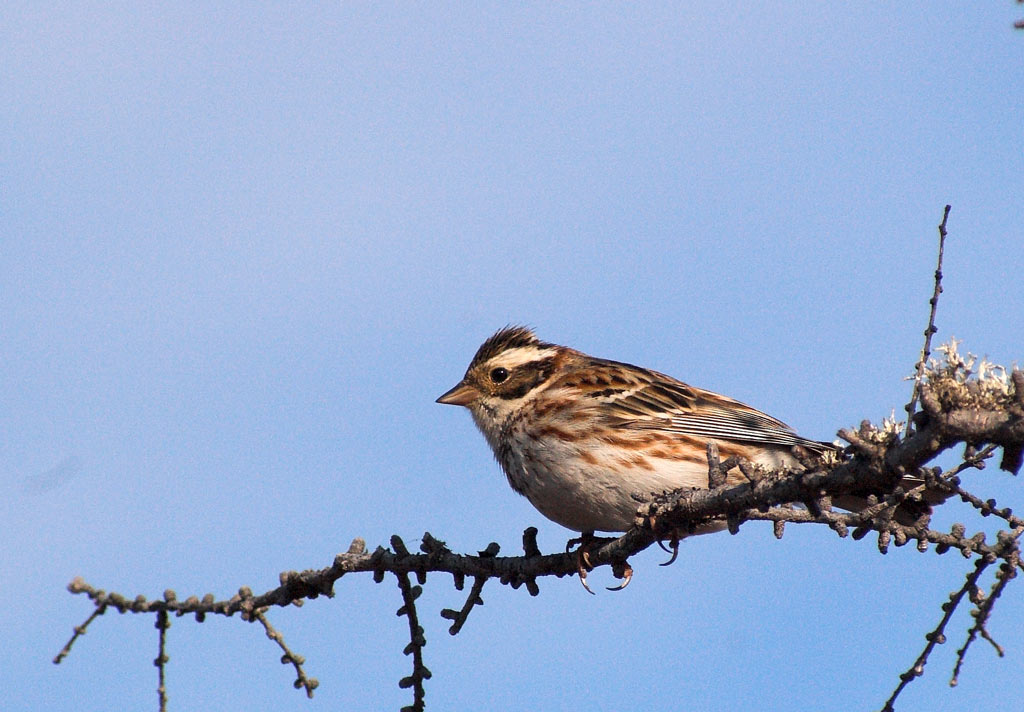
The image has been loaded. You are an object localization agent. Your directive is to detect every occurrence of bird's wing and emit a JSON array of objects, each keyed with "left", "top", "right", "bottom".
[{"left": 565, "top": 358, "right": 830, "bottom": 452}]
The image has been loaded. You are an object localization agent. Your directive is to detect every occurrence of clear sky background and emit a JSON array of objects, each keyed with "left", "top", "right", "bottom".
[{"left": 3, "top": 4, "right": 1023, "bottom": 711}]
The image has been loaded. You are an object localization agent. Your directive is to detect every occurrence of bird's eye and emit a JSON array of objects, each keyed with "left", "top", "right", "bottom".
[{"left": 490, "top": 367, "right": 509, "bottom": 383}]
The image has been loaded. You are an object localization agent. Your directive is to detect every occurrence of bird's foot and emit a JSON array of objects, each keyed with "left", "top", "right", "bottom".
[{"left": 566, "top": 532, "right": 632, "bottom": 593}]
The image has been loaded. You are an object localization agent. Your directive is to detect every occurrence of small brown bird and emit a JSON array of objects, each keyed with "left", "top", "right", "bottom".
[{"left": 437, "top": 326, "right": 849, "bottom": 534}]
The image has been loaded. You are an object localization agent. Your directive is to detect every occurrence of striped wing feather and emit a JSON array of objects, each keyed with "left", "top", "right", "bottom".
[{"left": 569, "top": 359, "right": 828, "bottom": 452}]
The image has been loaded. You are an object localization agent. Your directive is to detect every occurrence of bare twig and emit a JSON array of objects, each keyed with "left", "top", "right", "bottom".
[
  {"left": 953, "top": 480, "right": 1024, "bottom": 530},
  {"left": 882, "top": 557, "right": 992, "bottom": 712},
  {"left": 441, "top": 576, "right": 487, "bottom": 635},
  {"left": 706, "top": 442, "right": 726, "bottom": 488},
  {"left": 906, "top": 204, "right": 951, "bottom": 437},
  {"left": 944, "top": 444, "right": 998, "bottom": 480},
  {"left": 952, "top": 542, "right": 1020, "bottom": 686},
  {"left": 154, "top": 610, "right": 169, "bottom": 712},
  {"left": 705, "top": 441, "right": 744, "bottom": 488},
  {"left": 251, "top": 608, "right": 319, "bottom": 698},
  {"left": 395, "top": 571, "right": 430, "bottom": 712},
  {"left": 53, "top": 599, "right": 106, "bottom": 664},
  {"left": 522, "top": 526, "right": 541, "bottom": 558}
]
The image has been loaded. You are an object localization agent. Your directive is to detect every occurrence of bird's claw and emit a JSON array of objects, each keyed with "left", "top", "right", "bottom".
[
  {"left": 606, "top": 562, "right": 633, "bottom": 591},
  {"left": 578, "top": 561, "right": 596, "bottom": 595},
  {"left": 569, "top": 533, "right": 598, "bottom": 594},
  {"left": 658, "top": 537, "right": 680, "bottom": 566},
  {"left": 568, "top": 533, "right": 633, "bottom": 593}
]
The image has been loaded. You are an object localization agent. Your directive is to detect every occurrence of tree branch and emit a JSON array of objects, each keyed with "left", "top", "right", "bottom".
[
  {"left": 56, "top": 354, "right": 1024, "bottom": 710},
  {"left": 906, "top": 204, "right": 951, "bottom": 437}
]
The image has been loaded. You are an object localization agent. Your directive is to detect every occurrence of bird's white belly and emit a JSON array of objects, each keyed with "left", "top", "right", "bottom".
[
  {"left": 500, "top": 436, "right": 705, "bottom": 532},
  {"left": 499, "top": 431, "right": 798, "bottom": 533}
]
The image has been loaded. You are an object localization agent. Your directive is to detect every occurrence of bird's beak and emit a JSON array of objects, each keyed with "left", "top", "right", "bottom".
[{"left": 436, "top": 380, "right": 481, "bottom": 407}]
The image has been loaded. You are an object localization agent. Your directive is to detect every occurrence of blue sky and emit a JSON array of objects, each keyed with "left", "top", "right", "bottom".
[{"left": 3, "top": 3, "right": 1023, "bottom": 711}]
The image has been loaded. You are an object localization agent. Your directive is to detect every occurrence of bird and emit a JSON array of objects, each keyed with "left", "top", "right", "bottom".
[{"left": 437, "top": 326, "right": 925, "bottom": 536}]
